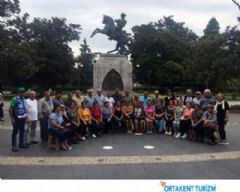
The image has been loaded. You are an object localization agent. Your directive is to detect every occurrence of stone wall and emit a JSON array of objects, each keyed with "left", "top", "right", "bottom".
[{"left": 93, "top": 54, "right": 132, "bottom": 92}]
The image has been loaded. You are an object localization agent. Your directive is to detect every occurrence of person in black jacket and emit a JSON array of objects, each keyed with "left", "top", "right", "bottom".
[{"left": 215, "top": 93, "right": 230, "bottom": 145}]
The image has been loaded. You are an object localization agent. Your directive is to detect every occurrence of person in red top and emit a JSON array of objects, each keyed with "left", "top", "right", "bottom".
[{"left": 91, "top": 101, "right": 103, "bottom": 136}]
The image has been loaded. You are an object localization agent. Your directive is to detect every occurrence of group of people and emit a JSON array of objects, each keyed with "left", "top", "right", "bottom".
[{"left": 5, "top": 87, "right": 230, "bottom": 152}]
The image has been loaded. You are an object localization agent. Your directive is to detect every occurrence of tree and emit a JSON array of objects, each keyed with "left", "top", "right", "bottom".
[
  {"left": 0, "top": 0, "right": 32, "bottom": 86},
  {"left": 76, "top": 38, "right": 95, "bottom": 88},
  {"left": 0, "top": 1, "right": 82, "bottom": 88},
  {"left": 191, "top": 17, "right": 231, "bottom": 90},
  {"left": 156, "top": 60, "right": 184, "bottom": 89},
  {"left": 23, "top": 17, "right": 81, "bottom": 87},
  {"left": 131, "top": 16, "right": 197, "bottom": 89},
  {"left": 0, "top": 0, "right": 20, "bottom": 18},
  {"left": 203, "top": 17, "right": 220, "bottom": 37}
]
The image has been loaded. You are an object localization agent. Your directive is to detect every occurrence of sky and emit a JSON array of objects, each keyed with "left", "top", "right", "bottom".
[{"left": 20, "top": 0, "right": 240, "bottom": 56}]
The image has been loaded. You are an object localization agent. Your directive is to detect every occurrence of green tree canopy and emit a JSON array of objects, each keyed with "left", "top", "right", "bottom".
[
  {"left": 131, "top": 16, "right": 197, "bottom": 88},
  {"left": 204, "top": 17, "right": 220, "bottom": 37}
]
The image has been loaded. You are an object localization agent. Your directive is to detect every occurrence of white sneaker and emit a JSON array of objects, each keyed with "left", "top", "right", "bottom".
[
  {"left": 165, "top": 131, "right": 168, "bottom": 135},
  {"left": 81, "top": 137, "right": 86, "bottom": 141},
  {"left": 175, "top": 133, "right": 181, "bottom": 139},
  {"left": 219, "top": 140, "right": 230, "bottom": 145},
  {"left": 92, "top": 134, "right": 97, "bottom": 138},
  {"left": 181, "top": 134, "right": 187, "bottom": 139},
  {"left": 168, "top": 132, "right": 172, "bottom": 135}
]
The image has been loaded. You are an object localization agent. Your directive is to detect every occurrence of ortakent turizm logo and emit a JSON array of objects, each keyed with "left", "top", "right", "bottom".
[{"left": 159, "top": 181, "right": 217, "bottom": 192}]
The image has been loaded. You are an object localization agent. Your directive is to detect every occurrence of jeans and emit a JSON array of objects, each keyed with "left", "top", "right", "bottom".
[
  {"left": 155, "top": 119, "right": 165, "bottom": 133},
  {"left": 12, "top": 118, "right": 25, "bottom": 147},
  {"left": 103, "top": 119, "right": 112, "bottom": 133},
  {"left": 40, "top": 116, "right": 48, "bottom": 142},
  {"left": 24, "top": 120, "right": 37, "bottom": 144},
  {"left": 48, "top": 128, "right": 69, "bottom": 143},
  {"left": 218, "top": 120, "right": 226, "bottom": 140}
]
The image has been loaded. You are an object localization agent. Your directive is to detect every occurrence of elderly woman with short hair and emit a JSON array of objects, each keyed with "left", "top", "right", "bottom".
[
  {"left": 215, "top": 93, "right": 230, "bottom": 145},
  {"left": 48, "top": 105, "right": 71, "bottom": 150}
]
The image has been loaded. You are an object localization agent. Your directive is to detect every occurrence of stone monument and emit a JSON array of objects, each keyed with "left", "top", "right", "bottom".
[
  {"left": 93, "top": 54, "right": 132, "bottom": 91},
  {"left": 91, "top": 13, "right": 133, "bottom": 92}
]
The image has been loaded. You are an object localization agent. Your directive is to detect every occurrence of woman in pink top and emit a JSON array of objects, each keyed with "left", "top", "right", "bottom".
[
  {"left": 144, "top": 99, "right": 155, "bottom": 133},
  {"left": 176, "top": 102, "right": 193, "bottom": 139}
]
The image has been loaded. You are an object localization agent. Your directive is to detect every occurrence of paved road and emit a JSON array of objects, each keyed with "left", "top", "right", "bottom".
[{"left": 0, "top": 103, "right": 240, "bottom": 179}]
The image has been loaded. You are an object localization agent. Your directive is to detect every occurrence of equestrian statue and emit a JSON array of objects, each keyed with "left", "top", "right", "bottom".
[{"left": 90, "top": 13, "right": 132, "bottom": 55}]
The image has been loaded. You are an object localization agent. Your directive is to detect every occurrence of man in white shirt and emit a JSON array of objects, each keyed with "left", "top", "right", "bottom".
[
  {"left": 193, "top": 91, "right": 202, "bottom": 105},
  {"left": 104, "top": 92, "right": 115, "bottom": 109},
  {"left": 24, "top": 91, "right": 38, "bottom": 146}
]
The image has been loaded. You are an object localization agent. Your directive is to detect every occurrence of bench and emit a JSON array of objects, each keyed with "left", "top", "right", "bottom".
[{"left": 47, "top": 133, "right": 60, "bottom": 150}]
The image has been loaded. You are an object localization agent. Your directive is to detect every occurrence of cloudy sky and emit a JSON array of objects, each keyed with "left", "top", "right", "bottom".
[{"left": 20, "top": 0, "right": 239, "bottom": 56}]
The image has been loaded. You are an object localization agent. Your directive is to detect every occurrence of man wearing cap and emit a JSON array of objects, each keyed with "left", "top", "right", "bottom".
[
  {"left": 9, "top": 87, "right": 28, "bottom": 152},
  {"left": 200, "top": 89, "right": 216, "bottom": 112},
  {"left": 94, "top": 89, "right": 105, "bottom": 108}
]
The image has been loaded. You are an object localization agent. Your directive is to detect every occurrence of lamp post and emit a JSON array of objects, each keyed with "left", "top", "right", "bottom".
[
  {"left": 134, "top": 64, "right": 140, "bottom": 87},
  {"left": 77, "top": 62, "right": 84, "bottom": 89}
]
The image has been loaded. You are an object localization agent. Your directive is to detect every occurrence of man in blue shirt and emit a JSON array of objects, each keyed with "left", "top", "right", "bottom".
[
  {"left": 140, "top": 91, "right": 151, "bottom": 107},
  {"left": 9, "top": 87, "right": 28, "bottom": 152}
]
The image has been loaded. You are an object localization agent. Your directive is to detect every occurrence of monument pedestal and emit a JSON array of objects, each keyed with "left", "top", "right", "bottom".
[{"left": 93, "top": 54, "right": 132, "bottom": 92}]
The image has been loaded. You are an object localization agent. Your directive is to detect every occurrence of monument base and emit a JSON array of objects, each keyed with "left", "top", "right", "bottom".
[{"left": 93, "top": 54, "right": 132, "bottom": 92}]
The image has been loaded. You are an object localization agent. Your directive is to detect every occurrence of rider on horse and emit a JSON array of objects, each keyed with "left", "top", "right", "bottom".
[{"left": 90, "top": 13, "right": 132, "bottom": 55}]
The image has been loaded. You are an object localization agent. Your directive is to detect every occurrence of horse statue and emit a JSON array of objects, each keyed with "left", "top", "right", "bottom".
[{"left": 90, "top": 13, "right": 132, "bottom": 55}]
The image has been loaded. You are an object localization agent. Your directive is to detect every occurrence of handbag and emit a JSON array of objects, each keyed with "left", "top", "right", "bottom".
[{"left": 205, "top": 122, "right": 217, "bottom": 130}]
